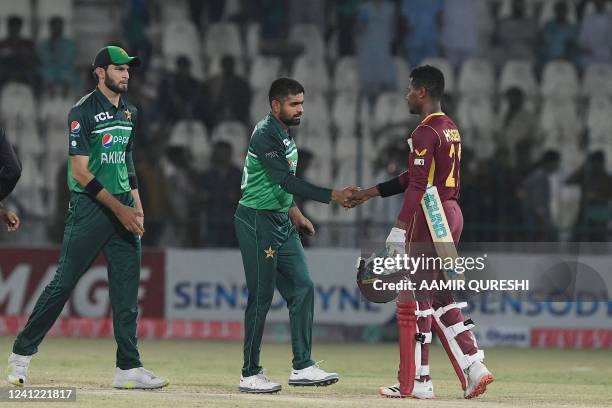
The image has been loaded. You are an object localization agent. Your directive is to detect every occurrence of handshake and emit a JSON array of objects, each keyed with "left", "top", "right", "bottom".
[{"left": 331, "top": 186, "right": 377, "bottom": 209}]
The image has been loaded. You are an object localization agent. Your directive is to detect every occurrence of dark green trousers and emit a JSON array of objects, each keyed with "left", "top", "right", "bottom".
[
  {"left": 13, "top": 192, "right": 142, "bottom": 370},
  {"left": 234, "top": 204, "right": 315, "bottom": 377}
]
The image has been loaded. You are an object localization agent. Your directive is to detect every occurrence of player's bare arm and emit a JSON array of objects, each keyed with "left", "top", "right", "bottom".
[
  {"left": 289, "top": 205, "right": 315, "bottom": 236},
  {"left": 0, "top": 203, "right": 20, "bottom": 232},
  {"left": 71, "top": 155, "right": 144, "bottom": 236}
]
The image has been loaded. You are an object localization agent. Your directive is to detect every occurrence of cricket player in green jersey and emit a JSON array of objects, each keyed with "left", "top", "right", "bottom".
[
  {"left": 7, "top": 46, "right": 168, "bottom": 390},
  {"left": 236, "top": 78, "right": 356, "bottom": 393}
]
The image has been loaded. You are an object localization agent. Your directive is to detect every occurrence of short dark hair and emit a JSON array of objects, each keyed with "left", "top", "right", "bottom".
[
  {"left": 410, "top": 65, "right": 445, "bottom": 99},
  {"left": 269, "top": 78, "right": 304, "bottom": 106}
]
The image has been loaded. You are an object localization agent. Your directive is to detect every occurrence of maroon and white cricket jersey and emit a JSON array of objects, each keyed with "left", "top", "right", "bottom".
[{"left": 397, "top": 112, "right": 462, "bottom": 224}]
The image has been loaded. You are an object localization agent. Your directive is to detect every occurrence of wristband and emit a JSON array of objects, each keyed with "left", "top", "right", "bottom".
[
  {"left": 377, "top": 176, "right": 404, "bottom": 198},
  {"left": 85, "top": 177, "right": 104, "bottom": 197}
]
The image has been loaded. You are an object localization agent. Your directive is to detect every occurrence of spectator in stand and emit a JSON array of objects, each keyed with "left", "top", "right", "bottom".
[
  {"left": 289, "top": 0, "right": 326, "bottom": 32},
  {"left": 123, "top": 0, "right": 152, "bottom": 72},
  {"left": 579, "top": 0, "right": 612, "bottom": 66},
  {"left": 519, "top": 150, "right": 561, "bottom": 241},
  {"left": 158, "top": 55, "right": 203, "bottom": 125},
  {"left": 202, "top": 55, "right": 252, "bottom": 131},
  {"left": 497, "top": 87, "right": 538, "bottom": 171},
  {"left": 440, "top": 0, "right": 483, "bottom": 69},
  {"left": 491, "top": 0, "right": 537, "bottom": 65},
  {"left": 401, "top": 0, "right": 443, "bottom": 66},
  {"left": 201, "top": 141, "right": 242, "bottom": 247},
  {"left": 0, "top": 16, "right": 37, "bottom": 86},
  {"left": 356, "top": 0, "right": 397, "bottom": 101},
  {"left": 334, "top": 0, "right": 360, "bottom": 56},
  {"left": 37, "top": 16, "right": 76, "bottom": 94},
  {"left": 135, "top": 147, "right": 171, "bottom": 247},
  {"left": 540, "top": 1, "right": 579, "bottom": 65},
  {"left": 566, "top": 151, "right": 612, "bottom": 241}
]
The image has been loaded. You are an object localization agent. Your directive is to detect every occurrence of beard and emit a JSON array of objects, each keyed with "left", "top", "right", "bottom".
[
  {"left": 279, "top": 112, "right": 301, "bottom": 127},
  {"left": 104, "top": 76, "right": 128, "bottom": 94}
]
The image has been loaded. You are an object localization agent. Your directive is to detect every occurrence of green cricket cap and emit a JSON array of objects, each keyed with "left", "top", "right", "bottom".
[{"left": 92, "top": 46, "right": 141, "bottom": 68}]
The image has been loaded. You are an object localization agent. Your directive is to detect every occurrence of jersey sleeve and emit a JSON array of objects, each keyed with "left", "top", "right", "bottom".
[
  {"left": 0, "top": 128, "right": 22, "bottom": 201},
  {"left": 397, "top": 125, "right": 439, "bottom": 224},
  {"left": 67, "top": 108, "right": 90, "bottom": 156},
  {"left": 252, "top": 129, "right": 332, "bottom": 204},
  {"left": 126, "top": 107, "right": 138, "bottom": 184}
]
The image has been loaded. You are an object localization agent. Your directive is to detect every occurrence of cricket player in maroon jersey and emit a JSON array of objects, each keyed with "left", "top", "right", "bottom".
[{"left": 348, "top": 65, "right": 494, "bottom": 399}]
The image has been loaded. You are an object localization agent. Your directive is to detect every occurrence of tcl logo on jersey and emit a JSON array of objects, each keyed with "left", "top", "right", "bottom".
[
  {"left": 70, "top": 121, "right": 81, "bottom": 133},
  {"left": 101, "top": 134, "right": 130, "bottom": 148},
  {"left": 94, "top": 112, "right": 114, "bottom": 122}
]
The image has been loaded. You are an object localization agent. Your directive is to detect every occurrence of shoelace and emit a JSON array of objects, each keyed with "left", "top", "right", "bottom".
[{"left": 256, "top": 369, "right": 272, "bottom": 383}]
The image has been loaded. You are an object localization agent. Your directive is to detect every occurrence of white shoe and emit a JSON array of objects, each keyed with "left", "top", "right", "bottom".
[
  {"left": 378, "top": 380, "right": 435, "bottom": 399},
  {"left": 113, "top": 367, "right": 169, "bottom": 389},
  {"left": 288, "top": 362, "right": 339, "bottom": 386},
  {"left": 7, "top": 353, "right": 32, "bottom": 387},
  {"left": 239, "top": 370, "right": 282, "bottom": 393},
  {"left": 464, "top": 361, "right": 494, "bottom": 399}
]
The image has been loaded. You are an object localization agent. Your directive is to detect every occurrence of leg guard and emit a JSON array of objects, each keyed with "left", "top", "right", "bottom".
[
  {"left": 414, "top": 305, "right": 433, "bottom": 381},
  {"left": 396, "top": 301, "right": 416, "bottom": 396},
  {"left": 431, "top": 302, "right": 484, "bottom": 390}
]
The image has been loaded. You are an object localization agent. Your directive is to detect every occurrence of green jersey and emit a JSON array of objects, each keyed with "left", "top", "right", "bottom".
[
  {"left": 67, "top": 88, "right": 137, "bottom": 194},
  {"left": 239, "top": 113, "right": 332, "bottom": 212}
]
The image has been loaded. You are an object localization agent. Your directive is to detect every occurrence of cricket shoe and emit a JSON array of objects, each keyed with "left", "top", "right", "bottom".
[
  {"left": 464, "top": 361, "right": 494, "bottom": 399},
  {"left": 288, "top": 361, "right": 339, "bottom": 386},
  {"left": 113, "top": 367, "right": 169, "bottom": 389},
  {"left": 239, "top": 370, "right": 282, "bottom": 393},
  {"left": 378, "top": 380, "right": 435, "bottom": 399},
  {"left": 7, "top": 353, "right": 32, "bottom": 386}
]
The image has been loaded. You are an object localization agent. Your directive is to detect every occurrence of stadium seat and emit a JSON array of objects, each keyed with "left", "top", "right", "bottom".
[
  {"left": 498, "top": 0, "right": 537, "bottom": 19},
  {"left": 169, "top": 120, "right": 210, "bottom": 169},
  {"left": 499, "top": 60, "right": 538, "bottom": 96},
  {"left": 39, "top": 93, "right": 74, "bottom": 132},
  {"left": 333, "top": 57, "right": 359, "bottom": 92},
  {"left": 211, "top": 120, "right": 249, "bottom": 166},
  {"left": 539, "top": 98, "right": 583, "bottom": 171},
  {"left": 161, "top": 21, "right": 205, "bottom": 80},
  {"left": 207, "top": 54, "right": 246, "bottom": 77},
  {"left": 372, "top": 92, "right": 410, "bottom": 129},
  {"left": 0, "top": 1, "right": 32, "bottom": 38},
  {"left": 420, "top": 57, "right": 455, "bottom": 93},
  {"left": 586, "top": 95, "right": 612, "bottom": 144},
  {"left": 289, "top": 24, "right": 326, "bottom": 60},
  {"left": 245, "top": 23, "right": 260, "bottom": 58},
  {"left": 538, "top": 0, "right": 577, "bottom": 26},
  {"left": 250, "top": 89, "right": 271, "bottom": 124},
  {"left": 331, "top": 91, "right": 370, "bottom": 138},
  {"left": 204, "top": 23, "right": 243, "bottom": 59},
  {"left": 159, "top": 0, "right": 190, "bottom": 24},
  {"left": 394, "top": 57, "right": 411, "bottom": 89},
  {"left": 0, "top": 83, "right": 40, "bottom": 155},
  {"left": 457, "top": 58, "right": 495, "bottom": 96},
  {"left": 291, "top": 56, "right": 330, "bottom": 93},
  {"left": 456, "top": 94, "right": 496, "bottom": 160},
  {"left": 249, "top": 56, "right": 281, "bottom": 91},
  {"left": 38, "top": 0, "right": 74, "bottom": 38},
  {"left": 540, "top": 60, "right": 579, "bottom": 99},
  {"left": 582, "top": 63, "right": 612, "bottom": 97}
]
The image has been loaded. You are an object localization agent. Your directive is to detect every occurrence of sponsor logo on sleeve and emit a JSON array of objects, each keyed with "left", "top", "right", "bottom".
[
  {"left": 414, "top": 158, "right": 425, "bottom": 166},
  {"left": 71, "top": 140, "right": 77, "bottom": 147},
  {"left": 70, "top": 121, "right": 81, "bottom": 133}
]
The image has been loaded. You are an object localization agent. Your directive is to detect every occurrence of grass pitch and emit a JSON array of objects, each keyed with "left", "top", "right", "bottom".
[{"left": 1, "top": 336, "right": 611, "bottom": 408}]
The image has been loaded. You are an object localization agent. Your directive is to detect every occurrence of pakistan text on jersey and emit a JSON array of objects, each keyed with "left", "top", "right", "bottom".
[{"left": 101, "top": 151, "right": 126, "bottom": 164}]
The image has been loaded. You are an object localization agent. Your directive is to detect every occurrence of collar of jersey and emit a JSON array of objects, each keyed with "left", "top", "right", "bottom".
[
  {"left": 267, "top": 112, "right": 292, "bottom": 138},
  {"left": 94, "top": 87, "right": 126, "bottom": 111},
  {"left": 420, "top": 112, "right": 445, "bottom": 124}
]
